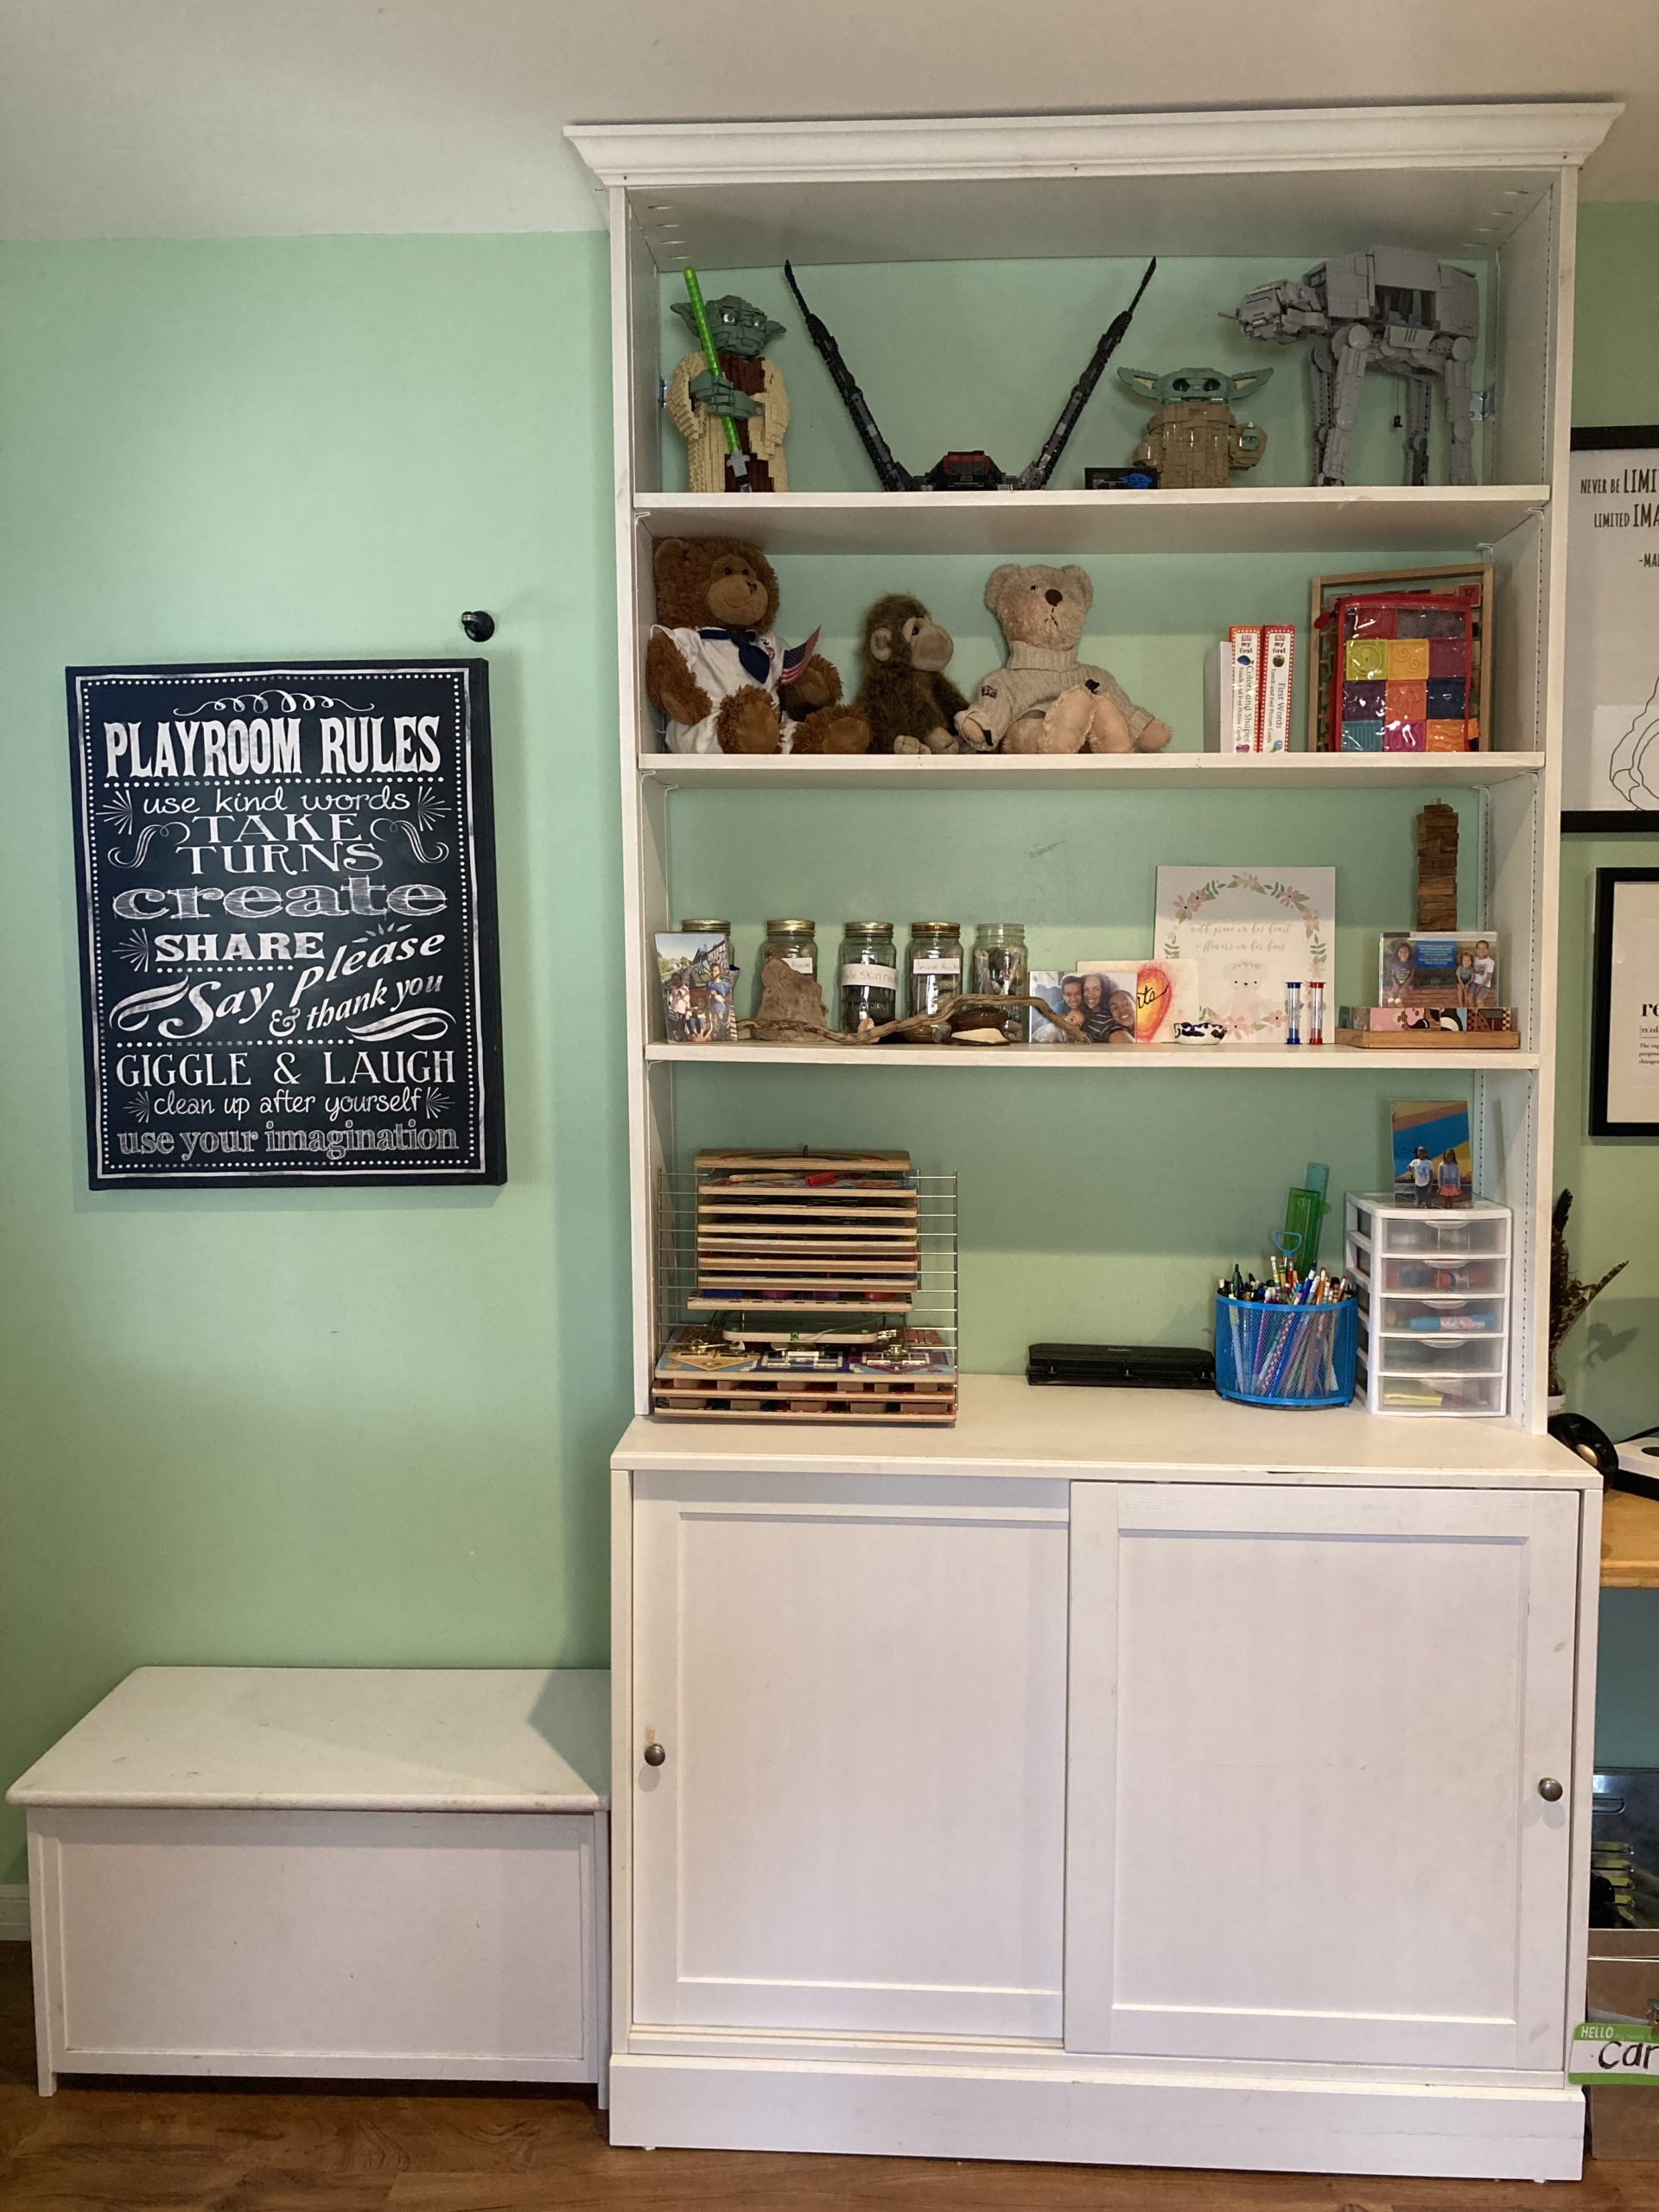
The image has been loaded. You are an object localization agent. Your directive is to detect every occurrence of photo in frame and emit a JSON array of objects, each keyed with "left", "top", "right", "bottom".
[
  {"left": 1590, "top": 868, "right": 1659, "bottom": 1136},
  {"left": 1564, "top": 427, "right": 1659, "bottom": 831},
  {"left": 1028, "top": 971, "right": 1082, "bottom": 1044},
  {"left": 1074, "top": 963, "right": 1141, "bottom": 1046},
  {"left": 1390, "top": 1099, "right": 1473, "bottom": 1208}
]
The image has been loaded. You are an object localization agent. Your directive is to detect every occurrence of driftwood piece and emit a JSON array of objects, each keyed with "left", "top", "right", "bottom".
[
  {"left": 741, "top": 983, "right": 1091, "bottom": 1049},
  {"left": 744, "top": 953, "right": 832, "bottom": 1042}
]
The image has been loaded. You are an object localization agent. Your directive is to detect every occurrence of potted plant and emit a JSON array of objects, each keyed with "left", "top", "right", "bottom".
[{"left": 1548, "top": 1189, "right": 1627, "bottom": 1410}]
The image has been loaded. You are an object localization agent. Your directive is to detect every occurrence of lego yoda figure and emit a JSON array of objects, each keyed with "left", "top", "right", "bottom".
[
  {"left": 1117, "top": 364, "right": 1273, "bottom": 489},
  {"left": 666, "top": 291, "right": 790, "bottom": 493}
]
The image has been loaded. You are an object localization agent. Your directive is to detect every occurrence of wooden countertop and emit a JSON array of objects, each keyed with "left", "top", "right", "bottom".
[
  {"left": 617, "top": 1373, "right": 1593, "bottom": 1488},
  {"left": 1602, "top": 1488, "right": 1659, "bottom": 1588}
]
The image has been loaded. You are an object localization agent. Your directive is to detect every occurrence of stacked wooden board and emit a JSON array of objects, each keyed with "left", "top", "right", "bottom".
[
  {"left": 690, "top": 1149, "right": 920, "bottom": 1310},
  {"left": 652, "top": 1149, "right": 956, "bottom": 1424},
  {"left": 652, "top": 1328, "right": 957, "bottom": 1422}
]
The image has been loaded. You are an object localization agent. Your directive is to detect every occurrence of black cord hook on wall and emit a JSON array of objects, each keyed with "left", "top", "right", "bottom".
[{"left": 461, "top": 612, "right": 496, "bottom": 642}]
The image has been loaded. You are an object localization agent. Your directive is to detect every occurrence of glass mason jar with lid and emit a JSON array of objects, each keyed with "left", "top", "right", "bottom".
[
  {"left": 971, "top": 922, "right": 1028, "bottom": 1041},
  {"left": 837, "top": 921, "right": 898, "bottom": 1033},
  {"left": 754, "top": 918, "right": 817, "bottom": 1014},
  {"left": 905, "top": 921, "right": 963, "bottom": 1020}
]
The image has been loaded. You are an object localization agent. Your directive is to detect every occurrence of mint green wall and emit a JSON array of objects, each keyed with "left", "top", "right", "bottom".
[
  {"left": 0, "top": 236, "right": 626, "bottom": 1877},
  {"left": 2, "top": 209, "right": 1656, "bottom": 1881},
  {"left": 1563, "top": 204, "right": 1659, "bottom": 1766}
]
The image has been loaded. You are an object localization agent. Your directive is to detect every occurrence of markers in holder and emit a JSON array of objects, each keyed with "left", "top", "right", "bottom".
[{"left": 1213, "top": 1263, "right": 1358, "bottom": 1408}]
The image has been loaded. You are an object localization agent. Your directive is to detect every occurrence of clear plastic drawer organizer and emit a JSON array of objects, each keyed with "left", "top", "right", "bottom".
[{"left": 1345, "top": 1193, "right": 1512, "bottom": 1418}]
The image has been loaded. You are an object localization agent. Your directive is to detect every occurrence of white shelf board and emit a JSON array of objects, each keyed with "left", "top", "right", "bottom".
[
  {"left": 613, "top": 1374, "right": 1586, "bottom": 1484},
  {"left": 633, "top": 487, "right": 1547, "bottom": 557},
  {"left": 643, "top": 750, "right": 1545, "bottom": 793},
  {"left": 647, "top": 1044, "right": 1541, "bottom": 1072}
]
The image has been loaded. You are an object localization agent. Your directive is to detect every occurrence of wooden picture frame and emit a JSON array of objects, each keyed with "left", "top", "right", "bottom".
[
  {"left": 1564, "top": 426, "right": 1659, "bottom": 833},
  {"left": 1306, "top": 563, "right": 1492, "bottom": 755},
  {"left": 1589, "top": 867, "right": 1659, "bottom": 1137}
]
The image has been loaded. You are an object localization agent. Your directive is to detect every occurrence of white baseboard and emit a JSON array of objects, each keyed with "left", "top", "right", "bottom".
[
  {"left": 608, "top": 2055, "right": 1586, "bottom": 2182},
  {"left": 0, "top": 1885, "right": 30, "bottom": 1941}
]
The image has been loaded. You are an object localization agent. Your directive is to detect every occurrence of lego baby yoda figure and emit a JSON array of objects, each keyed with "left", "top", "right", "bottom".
[
  {"left": 666, "top": 291, "right": 791, "bottom": 493},
  {"left": 1116, "top": 365, "right": 1273, "bottom": 489}
]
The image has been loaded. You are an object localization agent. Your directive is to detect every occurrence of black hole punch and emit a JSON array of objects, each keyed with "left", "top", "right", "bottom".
[{"left": 461, "top": 611, "right": 496, "bottom": 643}]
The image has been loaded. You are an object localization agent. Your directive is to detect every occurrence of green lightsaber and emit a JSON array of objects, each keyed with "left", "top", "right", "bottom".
[{"left": 682, "top": 265, "right": 752, "bottom": 492}]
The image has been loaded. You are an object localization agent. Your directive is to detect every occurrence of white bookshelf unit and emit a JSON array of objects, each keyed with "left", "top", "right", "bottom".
[{"left": 571, "top": 102, "right": 1617, "bottom": 2181}]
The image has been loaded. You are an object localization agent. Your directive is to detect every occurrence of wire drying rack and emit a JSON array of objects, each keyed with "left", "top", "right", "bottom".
[{"left": 652, "top": 1160, "right": 958, "bottom": 1424}]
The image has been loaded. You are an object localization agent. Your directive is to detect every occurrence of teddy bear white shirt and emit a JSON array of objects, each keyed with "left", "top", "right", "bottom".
[{"left": 652, "top": 624, "right": 802, "bottom": 753}]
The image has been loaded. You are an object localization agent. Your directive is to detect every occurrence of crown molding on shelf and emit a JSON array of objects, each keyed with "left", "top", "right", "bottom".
[{"left": 567, "top": 104, "right": 1623, "bottom": 190}]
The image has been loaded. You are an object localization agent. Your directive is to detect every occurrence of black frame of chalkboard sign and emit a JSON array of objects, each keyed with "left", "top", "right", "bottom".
[
  {"left": 1563, "top": 425, "right": 1659, "bottom": 836},
  {"left": 67, "top": 658, "right": 506, "bottom": 1188},
  {"left": 1589, "top": 866, "right": 1659, "bottom": 1137}
]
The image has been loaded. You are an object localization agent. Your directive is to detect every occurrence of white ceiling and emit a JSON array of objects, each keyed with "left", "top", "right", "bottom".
[{"left": 0, "top": 0, "right": 1655, "bottom": 241}]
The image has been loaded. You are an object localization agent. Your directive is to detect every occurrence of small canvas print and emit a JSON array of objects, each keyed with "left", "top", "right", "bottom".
[
  {"left": 1380, "top": 932, "right": 1500, "bottom": 1007},
  {"left": 1134, "top": 957, "right": 1198, "bottom": 1042},
  {"left": 1031, "top": 964, "right": 1193, "bottom": 1045},
  {"left": 1075, "top": 963, "right": 1141, "bottom": 1045},
  {"left": 1028, "top": 970, "right": 1083, "bottom": 1044},
  {"left": 655, "top": 931, "right": 736, "bottom": 1043},
  {"left": 1390, "top": 1097, "right": 1473, "bottom": 1208}
]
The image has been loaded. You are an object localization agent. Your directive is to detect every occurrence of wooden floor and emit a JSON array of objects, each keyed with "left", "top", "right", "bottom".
[{"left": 4, "top": 1948, "right": 1659, "bottom": 2212}]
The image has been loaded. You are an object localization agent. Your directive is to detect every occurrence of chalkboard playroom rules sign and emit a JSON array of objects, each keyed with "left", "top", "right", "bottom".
[{"left": 67, "top": 661, "right": 505, "bottom": 1187}]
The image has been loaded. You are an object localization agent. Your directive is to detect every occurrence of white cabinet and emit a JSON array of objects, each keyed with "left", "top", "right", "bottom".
[
  {"left": 1064, "top": 1482, "right": 1579, "bottom": 2069},
  {"left": 610, "top": 1406, "right": 1597, "bottom": 2178},
  {"left": 628, "top": 1471, "right": 1069, "bottom": 2038}
]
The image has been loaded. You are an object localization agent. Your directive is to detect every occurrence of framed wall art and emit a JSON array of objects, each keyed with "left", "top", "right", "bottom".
[
  {"left": 1590, "top": 868, "right": 1659, "bottom": 1137},
  {"left": 67, "top": 659, "right": 505, "bottom": 1187},
  {"left": 1564, "top": 426, "right": 1659, "bottom": 831}
]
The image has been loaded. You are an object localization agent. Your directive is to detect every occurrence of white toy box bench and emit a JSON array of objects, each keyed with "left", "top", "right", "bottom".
[{"left": 7, "top": 1667, "right": 609, "bottom": 2095}]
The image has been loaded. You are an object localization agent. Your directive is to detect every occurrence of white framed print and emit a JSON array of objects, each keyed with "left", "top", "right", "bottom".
[
  {"left": 1591, "top": 869, "right": 1659, "bottom": 1136},
  {"left": 1154, "top": 866, "right": 1334, "bottom": 1046},
  {"left": 1564, "top": 427, "right": 1659, "bottom": 831}
]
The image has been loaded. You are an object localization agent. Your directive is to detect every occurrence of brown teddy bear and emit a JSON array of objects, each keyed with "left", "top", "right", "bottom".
[
  {"left": 645, "top": 537, "right": 868, "bottom": 755},
  {"left": 955, "top": 563, "right": 1171, "bottom": 755},
  {"left": 855, "top": 594, "right": 971, "bottom": 754}
]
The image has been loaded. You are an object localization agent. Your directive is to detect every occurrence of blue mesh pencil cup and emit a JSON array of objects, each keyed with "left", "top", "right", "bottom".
[{"left": 1214, "top": 1293, "right": 1357, "bottom": 1408}]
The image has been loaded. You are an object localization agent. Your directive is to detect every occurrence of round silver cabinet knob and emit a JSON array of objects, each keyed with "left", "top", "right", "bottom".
[
  {"left": 643, "top": 1742, "right": 666, "bottom": 1768},
  {"left": 1537, "top": 1777, "right": 1564, "bottom": 1802}
]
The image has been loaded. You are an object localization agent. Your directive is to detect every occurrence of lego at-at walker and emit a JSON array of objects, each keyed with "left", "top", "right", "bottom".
[
  {"left": 1234, "top": 248, "right": 1479, "bottom": 487},
  {"left": 666, "top": 292, "right": 791, "bottom": 493}
]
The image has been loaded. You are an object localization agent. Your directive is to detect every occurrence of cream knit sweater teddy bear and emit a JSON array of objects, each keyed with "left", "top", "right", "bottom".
[{"left": 955, "top": 563, "right": 1172, "bottom": 754}]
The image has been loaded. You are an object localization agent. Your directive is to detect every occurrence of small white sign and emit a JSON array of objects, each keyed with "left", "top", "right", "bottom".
[{"left": 1154, "top": 867, "right": 1334, "bottom": 1046}]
